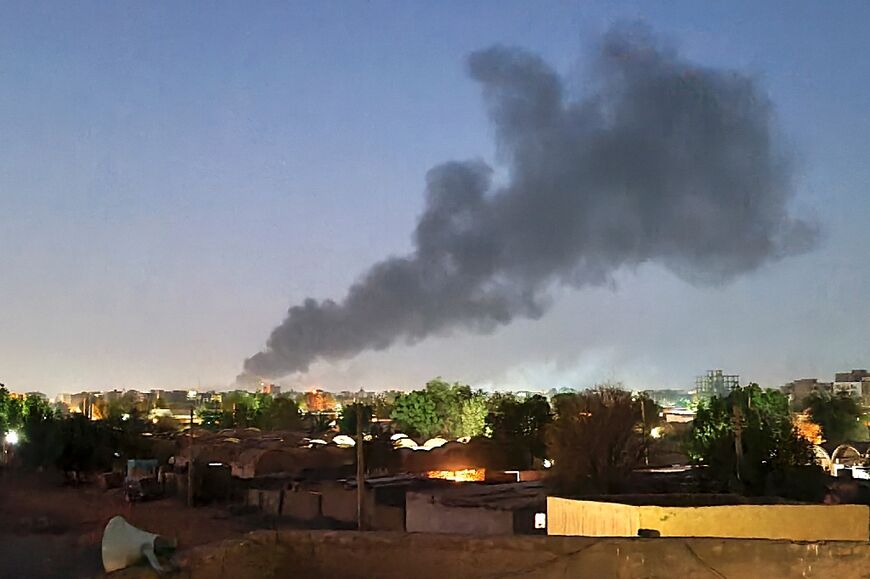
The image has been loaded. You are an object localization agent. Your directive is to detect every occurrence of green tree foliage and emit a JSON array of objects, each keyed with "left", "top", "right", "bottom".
[
  {"left": 260, "top": 397, "right": 302, "bottom": 431},
  {"left": 547, "top": 386, "right": 650, "bottom": 494},
  {"left": 196, "top": 403, "right": 225, "bottom": 430},
  {"left": 803, "top": 390, "right": 864, "bottom": 444},
  {"left": 688, "top": 384, "right": 815, "bottom": 495},
  {"left": 0, "top": 385, "right": 25, "bottom": 434},
  {"left": 391, "top": 390, "right": 440, "bottom": 439},
  {"left": 196, "top": 392, "right": 301, "bottom": 431},
  {"left": 303, "top": 412, "right": 334, "bottom": 435},
  {"left": 486, "top": 393, "right": 552, "bottom": 461},
  {"left": 338, "top": 403, "right": 374, "bottom": 435},
  {"left": 454, "top": 393, "right": 488, "bottom": 439},
  {"left": 17, "top": 395, "right": 57, "bottom": 467},
  {"left": 390, "top": 378, "right": 487, "bottom": 439}
]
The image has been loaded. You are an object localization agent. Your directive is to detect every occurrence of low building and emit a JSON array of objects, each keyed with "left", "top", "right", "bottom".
[{"left": 405, "top": 481, "right": 545, "bottom": 535}]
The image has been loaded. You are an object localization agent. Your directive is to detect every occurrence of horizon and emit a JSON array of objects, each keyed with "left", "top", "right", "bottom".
[{"left": 5, "top": 369, "right": 863, "bottom": 398}]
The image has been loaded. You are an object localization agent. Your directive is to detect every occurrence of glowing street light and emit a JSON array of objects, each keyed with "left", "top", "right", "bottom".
[{"left": 5, "top": 430, "right": 19, "bottom": 445}]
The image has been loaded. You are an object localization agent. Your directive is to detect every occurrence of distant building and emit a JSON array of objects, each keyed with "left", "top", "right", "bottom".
[
  {"left": 305, "top": 389, "right": 337, "bottom": 413},
  {"left": 102, "top": 389, "right": 124, "bottom": 402},
  {"left": 259, "top": 383, "right": 281, "bottom": 396},
  {"left": 694, "top": 370, "right": 739, "bottom": 399},
  {"left": 782, "top": 378, "right": 832, "bottom": 406},
  {"left": 833, "top": 369, "right": 870, "bottom": 399},
  {"left": 66, "top": 392, "right": 99, "bottom": 417}
]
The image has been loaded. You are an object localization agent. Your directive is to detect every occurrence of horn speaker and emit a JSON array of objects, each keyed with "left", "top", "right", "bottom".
[{"left": 101, "top": 515, "right": 175, "bottom": 573}]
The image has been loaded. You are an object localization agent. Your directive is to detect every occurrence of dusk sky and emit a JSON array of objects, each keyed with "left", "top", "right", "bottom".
[{"left": 2, "top": 1, "right": 869, "bottom": 396}]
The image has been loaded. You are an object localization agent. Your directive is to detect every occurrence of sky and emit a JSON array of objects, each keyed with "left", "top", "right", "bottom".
[{"left": 1, "top": 1, "right": 869, "bottom": 396}]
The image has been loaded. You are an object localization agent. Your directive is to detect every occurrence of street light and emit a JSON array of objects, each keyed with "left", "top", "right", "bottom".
[{"left": 5, "top": 430, "right": 18, "bottom": 445}]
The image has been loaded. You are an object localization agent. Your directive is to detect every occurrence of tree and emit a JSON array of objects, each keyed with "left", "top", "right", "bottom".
[
  {"left": 390, "top": 378, "right": 488, "bottom": 439},
  {"left": 371, "top": 392, "right": 397, "bottom": 420},
  {"left": 338, "top": 403, "right": 373, "bottom": 435},
  {"left": 260, "top": 397, "right": 302, "bottom": 431},
  {"left": 547, "top": 386, "right": 648, "bottom": 494},
  {"left": 196, "top": 402, "right": 226, "bottom": 430},
  {"left": 454, "top": 393, "right": 488, "bottom": 439},
  {"left": 151, "top": 415, "right": 181, "bottom": 433},
  {"left": 303, "top": 412, "right": 334, "bottom": 435},
  {"left": 689, "top": 384, "right": 814, "bottom": 495},
  {"left": 18, "top": 395, "right": 58, "bottom": 468},
  {"left": 0, "top": 386, "right": 25, "bottom": 434},
  {"left": 803, "top": 390, "right": 863, "bottom": 444},
  {"left": 486, "top": 393, "right": 551, "bottom": 462},
  {"left": 391, "top": 390, "right": 441, "bottom": 439}
]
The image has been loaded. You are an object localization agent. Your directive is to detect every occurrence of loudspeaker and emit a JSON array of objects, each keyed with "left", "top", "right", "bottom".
[{"left": 101, "top": 515, "right": 176, "bottom": 573}]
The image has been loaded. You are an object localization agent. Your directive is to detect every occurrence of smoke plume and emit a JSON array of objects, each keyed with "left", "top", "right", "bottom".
[{"left": 243, "top": 25, "right": 816, "bottom": 379}]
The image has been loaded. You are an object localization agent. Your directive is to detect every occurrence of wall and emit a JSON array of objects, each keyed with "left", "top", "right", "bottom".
[
  {"left": 281, "top": 490, "right": 321, "bottom": 521},
  {"left": 406, "top": 491, "right": 514, "bottom": 535},
  {"left": 546, "top": 497, "right": 638, "bottom": 537},
  {"left": 320, "top": 484, "right": 361, "bottom": 523},
  {"left": 245, "top": 484, "right": 404, "bottom": 530},
  {"left": 547, "top": 497, "right": 870, "bottom": 541},
  {"left": 113, "top": 529, "right": 870, "bottom": 579}
]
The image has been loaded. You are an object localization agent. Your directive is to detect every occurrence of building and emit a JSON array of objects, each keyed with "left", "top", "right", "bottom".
[
  {"left": 259, "top": 383, "right": 281, "bottom": 396},
  {"left": 406, "top": 481, "right": 545, "bottom": 535},
  {"left": 694, "top": 370, "right": 739, "bottom": 399},
  {"left": 834, "top": 369, "right": 870, "bottom": 399},
  {"left": 781, "top": 378, "right": 832, "bottom": 406},
  {"left": 662, "top": 407, "right": 695, "bottom": 424}
]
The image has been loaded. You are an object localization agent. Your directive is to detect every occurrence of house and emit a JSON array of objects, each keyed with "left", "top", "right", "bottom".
[{"left": 405, "top": 481, "right": 545, "bottom": 535}]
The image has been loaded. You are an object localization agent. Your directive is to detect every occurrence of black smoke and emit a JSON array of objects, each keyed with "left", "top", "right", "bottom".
[{"left": 243, "top": 25, "right": 816, "bottom": 379}]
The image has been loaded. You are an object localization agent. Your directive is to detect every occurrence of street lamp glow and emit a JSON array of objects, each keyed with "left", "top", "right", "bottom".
[{"left": 5, "top": 430, "right": 19, "bottom": 445}]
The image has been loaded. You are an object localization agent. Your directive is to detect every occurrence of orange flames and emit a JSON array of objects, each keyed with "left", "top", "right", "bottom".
[
  {"left": 425, "top": 468, "right": 485, "bottom": 482},
  {"left": 794, "top": 413, "right": 823, "bottom": 445}
]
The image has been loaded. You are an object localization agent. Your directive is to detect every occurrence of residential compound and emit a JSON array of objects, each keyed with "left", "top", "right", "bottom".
[{"left": 52, "top": 388, "right": 220, "bottom": 424}]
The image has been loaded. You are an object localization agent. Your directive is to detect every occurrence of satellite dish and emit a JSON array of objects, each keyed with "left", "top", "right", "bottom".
[{"left": 101, "top": 515, "right": 176, "bottom": 573}]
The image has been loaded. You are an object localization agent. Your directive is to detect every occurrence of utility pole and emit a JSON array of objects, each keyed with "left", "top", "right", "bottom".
[
  {"left": 355, "top": 393, "right": 366, "bottom": 531},
  {"left": 640, "top": 397, "right": 649, "bottom": 466},
  {"left": 732, "top": 403, "right": 743, "bottom": 484},
  {"left": 187, "top": 405, "right": 194, "bottom": 507}
]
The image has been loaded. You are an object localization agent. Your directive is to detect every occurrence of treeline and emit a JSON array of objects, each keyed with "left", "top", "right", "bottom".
[
  {"left": 0, "top": 385, "right": 155, "bottom": 474},
  {"left": 3, "top": 380, "right": 861, "bottom": 500}
]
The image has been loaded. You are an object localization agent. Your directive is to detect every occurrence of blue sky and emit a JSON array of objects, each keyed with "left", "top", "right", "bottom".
[{"left": 1, "top": 1, "right": 869, "bottom": 394}]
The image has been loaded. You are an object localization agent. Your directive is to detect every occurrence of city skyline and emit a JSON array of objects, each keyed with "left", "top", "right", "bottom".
[{"left": 3, "top": 2, "right": 870, "bottom": 395}]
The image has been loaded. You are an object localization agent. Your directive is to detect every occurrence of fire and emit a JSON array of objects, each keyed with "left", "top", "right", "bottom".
[
  {"left": 794, "top": 412, "right": 823, "bottom": 445},
  {"left": 425, "top": 468, "right": 485, "bottom": 482}
]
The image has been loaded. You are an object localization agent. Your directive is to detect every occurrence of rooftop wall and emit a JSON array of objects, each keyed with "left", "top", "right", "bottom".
[{"left": 112, "top": 529, "right": 870, "bottom": 579}]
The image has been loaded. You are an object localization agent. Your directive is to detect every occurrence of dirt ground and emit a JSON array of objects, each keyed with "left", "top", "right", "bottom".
[{"left": 0, "top": 470, "right": 262, "bottom": 578}]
